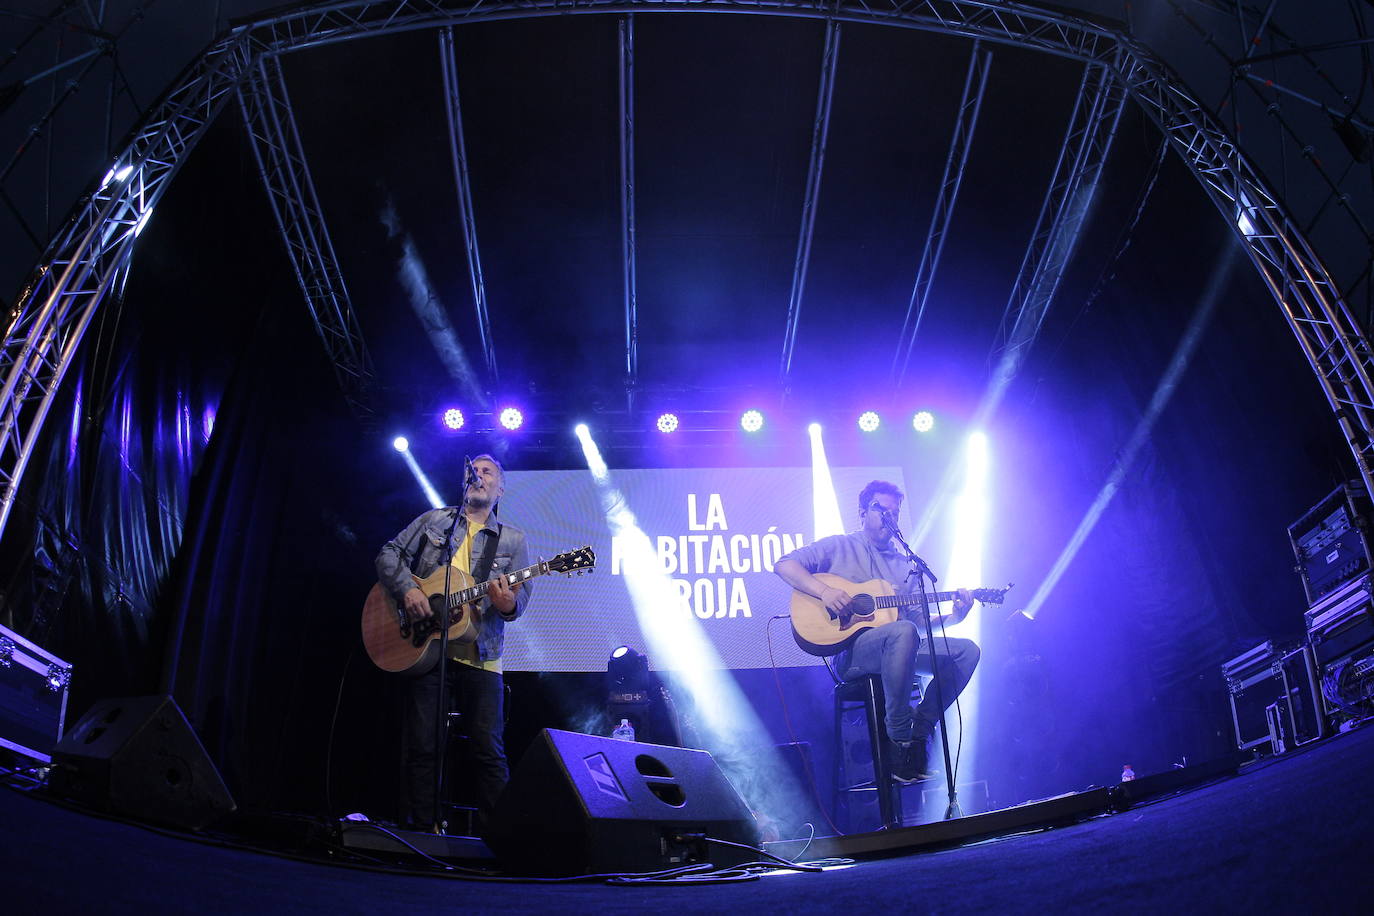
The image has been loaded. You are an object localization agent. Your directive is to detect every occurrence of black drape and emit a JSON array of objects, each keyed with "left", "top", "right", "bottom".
[{"left": 0, "top": 116, "right": 402, "bottom": 816}]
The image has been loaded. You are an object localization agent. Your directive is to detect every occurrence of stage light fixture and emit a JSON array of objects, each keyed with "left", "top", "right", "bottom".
[
  {"left": 102, "top": 163, "right": 134, "bottom": 186},
  {"left": 607, "top": 646, "right": 650, "bottom": 701},
  {"left": 858, "top": 411, "right": 881, "bottom": 432},
  {"left": 442, "top": 408, "right": 465, "bottom": 431},
  {"left": 913, "top": 411, "right": 935, "bottom": 433},
  {"left": 656, "top": 412, "right": 679, "bottom": 434},
  {"left": 740, "top": 409, "right": 764, "bottom": 433},
  {"left": 1235, "top": 191, "right": 1260, "bottom": 238},
  {"left": 499, "top": 407, "right": 524, "bottom": 430},
  {"left": 807, "top": 422, "right": 822, "bottom": 435},
  {"left": 392, "top": 436, "right": 409, "bottom": 452}
]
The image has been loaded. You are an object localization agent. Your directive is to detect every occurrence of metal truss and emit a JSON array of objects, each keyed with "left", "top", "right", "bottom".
[
  {"left": 1121, "top": 43, "right": 1374, "bottom": 484},
  {"left": 1171, "top": 2, "right": 1374, "bottom": 260},
  {"left": 0, "top": 35, "right": 252, "bottom": 538},
  {"left": 892, "top": 42, "right": 992, "bottom": 387},
  {"left": 231, "top": 0, "right": 1123, "bottom": 64},
  {"left": 237, "top": 54, "right": 376, "bottom": 419},
  {"left": 619, "top": 15, "right": 639, "bottom": 408},
  {"left": 439, "top": 26, "right": 497, "bottom": 389},
  {"left": 0, "top": 3, "right": 147, "bottom": 258},
  {"left": 990, "top": 60, "right": 1126, "bottom": 387},
  {"left": 4, "top": 0, "right": 1373, "bottom": 536},
  {"left": 780, "top": 18, "right": 842, "bottom": 389}
]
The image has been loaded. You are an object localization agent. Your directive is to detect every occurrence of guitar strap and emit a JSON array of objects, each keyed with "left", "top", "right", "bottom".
[{"left": 473, "top": 524, "right": 501, "bottom": 591}]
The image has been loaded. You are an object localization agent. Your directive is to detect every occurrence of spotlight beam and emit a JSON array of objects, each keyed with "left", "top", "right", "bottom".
[
  {"left": 381, "top": 198, "right": 485, "bottom": 405},
  {"left": 393, "top": 437, "right": 444, "bottom": 509},
  {"left": 807, "top": 424, "right": 844, "bottom": 541},
  {"left": 934, "top": 432, "right": 989, "bottom": 800},
  {"left": 1023, "top": 246, "right": 1239, "bottom": 619},
  {"left": 573, "top": 425, "right": 800, "bottom": 827}
]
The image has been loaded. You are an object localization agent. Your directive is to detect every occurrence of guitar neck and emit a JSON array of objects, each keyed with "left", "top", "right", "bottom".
[
  {"left": 447, "top": 561, "right": 548, "bottom": 609},
  {"left": 876, "top": 590, "right": 961, "bottom": 610}
]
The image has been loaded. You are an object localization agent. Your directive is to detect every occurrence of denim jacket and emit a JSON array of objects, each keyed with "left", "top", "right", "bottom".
[{"left": 375, "top": 506, "right": 532, "bottom": 663}]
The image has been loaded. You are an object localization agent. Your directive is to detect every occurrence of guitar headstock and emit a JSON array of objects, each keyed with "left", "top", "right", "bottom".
[
  {"left": 972, "top": 583, "right": 1014, "bottom": 605},
  {"left": 548, "top": 546, "right": 596, "bottom": 576}
]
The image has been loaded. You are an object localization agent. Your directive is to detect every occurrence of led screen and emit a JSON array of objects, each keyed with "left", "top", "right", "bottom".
[{"left": 498, "top": 465, "right": 911, "bottom": 671}]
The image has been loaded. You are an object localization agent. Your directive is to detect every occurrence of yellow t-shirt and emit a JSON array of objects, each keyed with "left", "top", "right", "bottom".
[{"left": 449, "top": 515, "right": 502, "bottom": 673}]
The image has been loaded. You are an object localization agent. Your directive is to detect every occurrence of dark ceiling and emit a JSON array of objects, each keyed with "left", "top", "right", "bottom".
[{"left": 2, "top": 1, "right": 1371, "bottom": 444}]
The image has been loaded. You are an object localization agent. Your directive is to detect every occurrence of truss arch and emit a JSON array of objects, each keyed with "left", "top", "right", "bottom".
[{"left": 0, "top": 0, "right": 1368, "bottom": 540}]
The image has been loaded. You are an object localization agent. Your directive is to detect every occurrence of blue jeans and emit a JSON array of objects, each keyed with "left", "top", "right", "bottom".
[
  {"left": 841, "top": 619, "right": 981, "bottom": 743},
  {"left": 401, "top": 661, "right": 508, "bottom": 831}
]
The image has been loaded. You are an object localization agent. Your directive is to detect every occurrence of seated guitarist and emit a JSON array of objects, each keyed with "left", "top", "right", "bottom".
[
  {"left": 375, "top": 453, "right": 532, "bottom": 833},
  {"left": 774, "top": 479, "right": 979, "bottom": 783}
]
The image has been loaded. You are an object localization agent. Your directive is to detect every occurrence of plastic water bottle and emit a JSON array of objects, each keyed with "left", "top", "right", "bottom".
[
  {"left": 612, "top": 718, "right": 636, "bottom": 741},
  {"left": 1121, "top": 764, "right": 1136, "bottom": 782}
]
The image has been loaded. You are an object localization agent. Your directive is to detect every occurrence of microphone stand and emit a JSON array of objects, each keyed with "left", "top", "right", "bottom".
[
  {"left": 879, "top": 511, "right": 963, "bottom": 821},
  {"left": 431, "top": 459, "right": 477, "bottom": 833}
]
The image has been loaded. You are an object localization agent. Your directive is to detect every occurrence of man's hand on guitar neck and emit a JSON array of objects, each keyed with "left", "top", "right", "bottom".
[
  {"left": 488, "top": 577, "right": 520, "bottom": 619},
  {"left": 401, "top": 581, "right": 520, "bottom": 621},
  {"left": 949, "top": 588, "right": 975, "bottom": 625}
]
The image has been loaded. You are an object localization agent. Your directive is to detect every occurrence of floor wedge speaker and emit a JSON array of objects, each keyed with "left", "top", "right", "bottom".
[
  {"left": 486, "top": 728, "right": 759, "bottom": 875},
  {"left": 50, "top": 695, "right": 236, "bottom": 830}
]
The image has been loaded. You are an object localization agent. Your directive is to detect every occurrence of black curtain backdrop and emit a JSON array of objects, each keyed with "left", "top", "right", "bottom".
[
  {"left": 0, "top": 117, "right": 404, "bottom": 817},
  {"left": 157, "top": 301, "right": 394, "bottom": 814}
]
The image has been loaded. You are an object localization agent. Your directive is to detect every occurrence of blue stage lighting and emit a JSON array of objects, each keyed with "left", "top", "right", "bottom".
[
  {"left": 392, "top": 436, "right": 409, "bottom": 452},
  {"left": 499, "top": 407, "right": 524, "bottom": 430},
  {"left": 858, "top": 411, "right": 881, "bottom": 432},
  {"left": 442, "top": 408, "right": 465, "bottom": 430},
  {"left": 656, "top": 412, "right": 679, "bottom": 434},
  {"left": 912, "top": 410, "right": 935, "bottom": 433},
  {"left": 740, "top": 409, "right": 764, "bottom": 433}
]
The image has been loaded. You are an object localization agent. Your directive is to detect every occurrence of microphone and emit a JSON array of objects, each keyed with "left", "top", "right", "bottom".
[
  {"left": 464, "top": 455, "right": 478, "bottom": 489},
  {"left": 870, "top": 500, "right": 902, "bottom": 535}
]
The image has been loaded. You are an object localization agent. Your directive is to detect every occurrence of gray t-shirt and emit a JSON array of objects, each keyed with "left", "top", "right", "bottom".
[{"left": 779, "top": 530, "right": 923, "bottom": 670}]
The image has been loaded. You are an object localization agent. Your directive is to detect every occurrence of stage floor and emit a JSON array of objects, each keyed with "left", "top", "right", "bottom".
[{"left": 4, "top": 722, "right": 1371, "bottom": 913}]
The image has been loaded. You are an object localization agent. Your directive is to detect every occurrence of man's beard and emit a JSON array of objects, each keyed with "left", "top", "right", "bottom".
[{"left": 465, "top": 489, "right": 492, "bottom": 510}]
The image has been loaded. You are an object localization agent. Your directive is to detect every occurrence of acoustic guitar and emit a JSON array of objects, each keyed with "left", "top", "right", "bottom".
[
  {"left": 361, "top": 546, "right": 595, "bottom": 675},
  {"left": 790, "top": 573, "right": 1011, "bottom": 657}
]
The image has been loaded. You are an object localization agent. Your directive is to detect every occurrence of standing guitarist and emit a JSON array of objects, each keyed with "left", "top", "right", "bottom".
[
  {"left": 375, "top": 453, "right": 531, "bottom": 833},
  {"left": 774, "top": 480, "right": 979, "bottom": 783}
]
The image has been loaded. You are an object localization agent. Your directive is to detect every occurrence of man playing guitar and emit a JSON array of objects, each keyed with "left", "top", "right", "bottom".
[
  {"left": 774, "top": 479, "right": 980, "bottom": 783},
  {"left": 375, "top": 453, "right": 530, "bottom": 833}
]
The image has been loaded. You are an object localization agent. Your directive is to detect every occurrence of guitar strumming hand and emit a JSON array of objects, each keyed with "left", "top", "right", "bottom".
[{"left": 816, "top": 583, "right": 854, "bottom": 615}]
